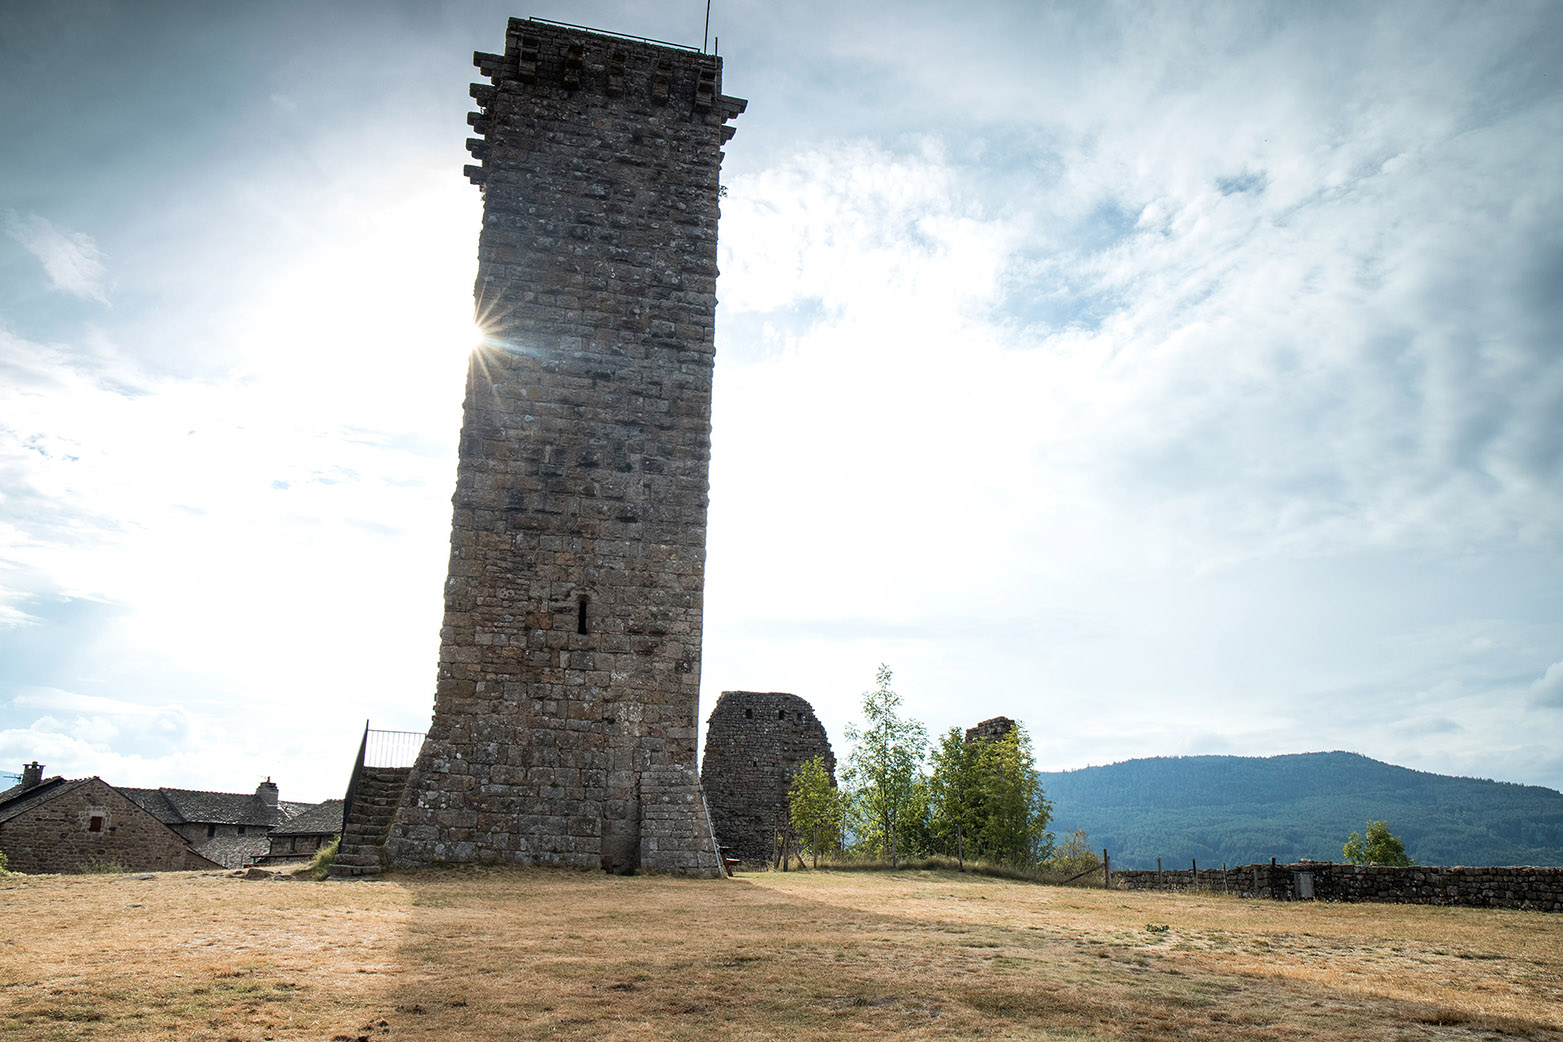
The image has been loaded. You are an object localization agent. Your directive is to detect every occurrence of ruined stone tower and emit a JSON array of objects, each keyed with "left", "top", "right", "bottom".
[
  {"left": 700, "top": 691, "right": 835, "bottom": 865},
  {"left": 965, "top": 717, "right": 1017, "bottom": 744},
  {"left": 383, "top": 19, "right": 744, "bottom": 876}
]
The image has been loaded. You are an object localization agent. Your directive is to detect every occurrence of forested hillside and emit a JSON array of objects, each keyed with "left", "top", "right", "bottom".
[{"left": 1040, "top": 752, "right": 1563, "bottom": 869}]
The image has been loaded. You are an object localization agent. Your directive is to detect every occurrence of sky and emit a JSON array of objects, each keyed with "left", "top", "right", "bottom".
[{"left": 2, "top": 0, "right": 1561, "bottom": 804}]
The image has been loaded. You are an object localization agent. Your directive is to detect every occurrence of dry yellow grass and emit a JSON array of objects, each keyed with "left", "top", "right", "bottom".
[{"left": 2, "top": 864, "right": 1560, "bottom": 1041}]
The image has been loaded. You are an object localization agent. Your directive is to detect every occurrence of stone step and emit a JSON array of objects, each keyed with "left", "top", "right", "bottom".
[
  {"left": 327, "top": 865, "right": 380, "bottom": 879},
  {"left": 327, "top": 762, "right": 414, "bottom": 880},
  {"left": 332, "top": 853, "right": 383, "bottom": 868}
]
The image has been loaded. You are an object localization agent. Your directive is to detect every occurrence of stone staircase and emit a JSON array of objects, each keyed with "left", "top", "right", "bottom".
[{"left": 328, "top": 766, "right": 412, "bottom": 879}]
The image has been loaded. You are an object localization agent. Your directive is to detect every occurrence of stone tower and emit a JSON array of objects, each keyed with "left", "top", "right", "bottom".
[
  {"left": 383, "top": 19, "right": 745, "bottom": 876},
  {"left": 700, "top": 691, "right": 835, "bottom": 865}
]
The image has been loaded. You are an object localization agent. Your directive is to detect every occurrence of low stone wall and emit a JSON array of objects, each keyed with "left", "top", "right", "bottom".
[{"left": 1111, "top": 861, "right": 1563, "bottom": 912}]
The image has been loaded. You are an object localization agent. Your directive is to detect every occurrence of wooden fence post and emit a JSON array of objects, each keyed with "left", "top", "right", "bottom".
[{"left": 1103, "top": 850, "right": 1110, "bottom": 888}]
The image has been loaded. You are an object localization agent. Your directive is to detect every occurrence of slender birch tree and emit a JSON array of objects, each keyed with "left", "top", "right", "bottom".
[{"left": 841, "top": 664, "right": 928, "bottom": 867}]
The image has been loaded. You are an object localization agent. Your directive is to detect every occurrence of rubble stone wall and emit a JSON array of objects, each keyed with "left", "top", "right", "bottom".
[
  {"left": 1112, "top": 861, "right": 1563, "bottom": 912},
  {"left": 385, "top": 19, "right": 742, "bottom": 877},
  {"left": 700, "top": 691, "right": 835, "bottom": 864}
]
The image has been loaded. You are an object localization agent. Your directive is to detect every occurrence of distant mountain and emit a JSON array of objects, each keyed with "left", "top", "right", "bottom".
[{"left": 1039, "top": 752, "right": 1563, "bottom": 869}]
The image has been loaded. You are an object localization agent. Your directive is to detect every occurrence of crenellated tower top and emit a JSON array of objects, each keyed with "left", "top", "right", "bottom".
[{"left": 464, "top": 18, "right": 746, "bottom": 190}]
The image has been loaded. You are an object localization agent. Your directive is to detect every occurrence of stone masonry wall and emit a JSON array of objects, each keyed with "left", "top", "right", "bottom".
[
  {"left": 965, "top": 717, "right": 1017, "bottom": 744},
  {"left": 1112, "top": 861, "right": 1563, "bottom": 912},
  {"left": 701, "top": 691, "right": 835, "bottom": 864},
  {"left": 384, "top": 20, "right": 743, "bottom": 876},
  {"left": 0, "top": 780, "right": 214, "bottom": 874},
  {"left": 639, "top": 764, "right": 721, "bottom": 873}
]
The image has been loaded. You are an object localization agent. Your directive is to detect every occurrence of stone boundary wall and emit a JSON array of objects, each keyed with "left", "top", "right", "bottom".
[{"left": 1111, "top": 861, "right": 1563, "bottom": 912}]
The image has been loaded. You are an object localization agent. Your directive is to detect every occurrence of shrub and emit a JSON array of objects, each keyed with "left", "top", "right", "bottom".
[
  {"left": 1344, "top": 820, "right": 1414, "bottom": 866},
  {"left": 1046, "top": 829, "right": 1102, "bottom": 878},
  {"left": 307, "top": 837, "right": 340, "bottom": 881}
]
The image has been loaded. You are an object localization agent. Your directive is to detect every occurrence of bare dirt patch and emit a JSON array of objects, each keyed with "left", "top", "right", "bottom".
[{"left": 2, "top": 866, "right": 1559, "bottom": 1040}]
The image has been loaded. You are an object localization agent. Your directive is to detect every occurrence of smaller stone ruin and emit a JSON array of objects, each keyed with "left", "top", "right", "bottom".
[
  {"left": 965, "top": 716, "right": 1017, "bottom": 743},
  {"left": 701, "top": 691, "right": 835, "bottom": 865}
]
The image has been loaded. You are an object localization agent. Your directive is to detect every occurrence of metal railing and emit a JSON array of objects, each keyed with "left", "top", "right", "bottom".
[
  {"left": 341, "top": 722, "right": 426, "bottom": 828},
  {"left": 364, "top": 728, "right": 426, "bottom": 769},
  {"left": 527, "top": 17, "right": 704, "bottom": 53}
]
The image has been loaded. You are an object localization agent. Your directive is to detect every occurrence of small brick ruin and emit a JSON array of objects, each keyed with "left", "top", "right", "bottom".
[
  {"left": 382, "top": 20, "right": 743, "bottom": 876},
  {"left": 701, "top": 691, "right": 835, "bottom": 865},
  {"left": 965, "top": 716, "right": 1017, "bottom": 743}
]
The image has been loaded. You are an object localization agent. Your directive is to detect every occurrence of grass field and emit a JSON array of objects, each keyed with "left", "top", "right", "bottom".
[{"left": 3, "top": 864, "right": 1561, "bottom": 1041}]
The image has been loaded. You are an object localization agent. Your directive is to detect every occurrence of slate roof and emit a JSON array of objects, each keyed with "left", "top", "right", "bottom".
[
  {"left": 0, "top": 776, "right": 86, "bottom": 825},
  {"left": 269, "top": 799, "right": 344, "bottom": 837},
  {"left": 120, "top": 786, "right": 296, "bottom": 828}
]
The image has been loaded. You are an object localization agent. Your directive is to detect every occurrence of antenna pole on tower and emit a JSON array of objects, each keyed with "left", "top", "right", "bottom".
[{"left": 703, "top": 0, "right": 712, "bottom": 53}]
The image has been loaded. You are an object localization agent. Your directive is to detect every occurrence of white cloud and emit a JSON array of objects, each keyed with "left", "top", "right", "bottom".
[
  {"left": 705, "top": 40, "right": 1563, "bottom": 779},
  {"left": 3, "top": 211, "right": 110, "bottom": 303},
  {"left": 10, "top": 687, "right": 161, "bottom": 717},
  {"left": 1532, "top": 660, "right": 1563, "bottom": 709},
  {"left": 0, "top": 174, "right": 478, "bottom": 799},
  {"left": 4, "top": 1, "right": 1562, "bottom": 799},
  {"left": 729, "top": 0, "right": 1563, "bottom": 569}
]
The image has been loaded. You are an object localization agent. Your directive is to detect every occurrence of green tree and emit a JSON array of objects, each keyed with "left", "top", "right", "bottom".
[
  {"left": 898, "top": 774, "right": 935, "bottom": 858},
  {"left": 788, "top": 755, "right": 844, "bottom": 868},
  {"left": 1343, "top": 820, "right": 1414, "bottom": 866},
  {"left": 927, "top": 721, "right": 1053, "bottom": 871},
  {"left": 974, "top": 723, "right": 1053, "bottom": 869},
  {"left": 927, "top": 727, "right": 983, "bottom": 868},
  {"left": 841, "top": 664, "right": 928, "bottom": 867}
]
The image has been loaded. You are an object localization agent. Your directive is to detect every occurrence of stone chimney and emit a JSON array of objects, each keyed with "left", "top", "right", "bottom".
[
  {"left": 21, "top": 762, "right": 43, "bottom": 790},
  {"left": 256, "top": 777, "right": 279, "bottom": 808}
]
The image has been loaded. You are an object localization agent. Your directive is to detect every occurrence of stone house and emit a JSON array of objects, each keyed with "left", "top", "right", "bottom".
[
  {"left": 257, "top": 799, "right": 343, "bottom": 863},
  {"left": 0, "top": 764, "right": 219, "bottom": 874},
  {"left": 120, "top": 778, "right": 311, "bottom": 868}
]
